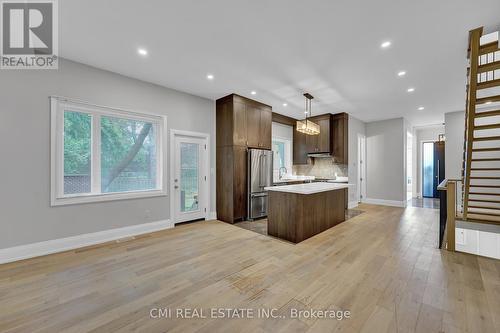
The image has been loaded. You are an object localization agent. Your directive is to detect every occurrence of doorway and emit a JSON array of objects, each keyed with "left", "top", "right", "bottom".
[
  {"left": 357, "top": 134, "right": 366, "bottom": 203},
  {"left": 170, "top": 130, "right": 209, "bottom": 224},
  {"left": 422, "top": 141, "right": 445, "bottom": 198},
  {"left": 406, "top": 132, "right": 413, "bottom": 201}
]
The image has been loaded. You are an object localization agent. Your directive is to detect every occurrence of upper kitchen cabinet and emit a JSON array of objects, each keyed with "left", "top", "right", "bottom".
[
  {"left": 247, "top": 104, "right": 272, "bottom": 150},
  {"left": 216, "top": 94, "right": 271, "bottom": 150},
  {"left": 306, "top": 115, "right": 331, "bottom": 153},
  {"left": 332, "top": 113, "right": 348, "bottom": 164},
  {"left": 293, "top": 127, "right": 308, "bottom": 165},
  {"left": 292, "top": 112, "right": 349, "bottom": 164}
]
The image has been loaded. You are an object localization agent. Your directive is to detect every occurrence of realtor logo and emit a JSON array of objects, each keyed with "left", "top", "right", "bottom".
[{"left": 1, "top": 0, "right": 58, "bottom": 69}]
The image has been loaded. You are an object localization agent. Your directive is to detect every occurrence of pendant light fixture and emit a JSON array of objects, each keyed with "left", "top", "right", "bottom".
[{"left": 296, "top": 93, "right": 320, "bottom": 135}]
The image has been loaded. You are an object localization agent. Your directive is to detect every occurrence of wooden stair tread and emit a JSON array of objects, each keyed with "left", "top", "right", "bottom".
[
  {"left": 476, "top": 95, "right": 500, "bottom": 105},
  {"left": 472, "top": 147, "right": 500, "bottom": 152},
  {"left": 471, "top": 167, "right": 500, "bottom": 170},
  {"left": 471, "top": 158, "right": 500, "bottom": 161},
  {"left": 467, "top": 210, "right": 500, "bottom": 217},
  {"left": 469, "top": 184, "right": 500, "bottom": 188},
  {"left": 472, "top": 135, "right": 500, "bottom": 141},
  {"left": 469, "top": 198, "right": 500, "bottom": 203},
  {"left": 469, "top": 205, "right": 500, "bottom": 210},
  {"left": 478, "top": 60, "right": 500, "bottom": 73},
  {"left": 474, "top": 123, "right": 500, "bottom": 130},
  {"left": 462, "top": 216, "right": 500, "bottom": 225},
  {"left": 469, "top": 192, "right": 500, "bottom": 196},
  {"left": 477, "top": 78, "right": 500, "bottom": 90},
  {"left": 470, "top": 176, "right": 500, "bottom": 179},
  {"left": 479, "top": 41, "right": 499, "bottom": 55},
  {"left": 474, "top": 110, "right": 500, "bottom": 118}
]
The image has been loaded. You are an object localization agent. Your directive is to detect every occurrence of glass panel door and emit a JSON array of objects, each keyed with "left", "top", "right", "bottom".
[
  {"left": 174, "top": 135, "right": 207, "bottom": 223},
  {"left": 180, "top": 142, "right": 199, "bottom": 212},
  {"left": 422, "top": 142, "right": 434, "bottom": 198}
]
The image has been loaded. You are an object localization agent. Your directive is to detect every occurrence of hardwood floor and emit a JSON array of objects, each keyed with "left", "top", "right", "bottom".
[{"left": 1, "top": 204, "right": 499, "bottom": 332}]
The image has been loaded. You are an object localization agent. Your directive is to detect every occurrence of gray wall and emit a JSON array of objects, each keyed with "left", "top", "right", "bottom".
[
  {"left": 445, "top": 111, "right": 464, "bottom": 206},
  {"left": 347, "top": 115, "right": 366, "bottom": 204},
  {"left": 0, "top": 59, "right": 215, "bottom": 249},
  {"left": 365, "top": 118, "right": 405, "bottom": 202},
  {"left": 415, "top": 126, "right": 445, "bottom": 196}
]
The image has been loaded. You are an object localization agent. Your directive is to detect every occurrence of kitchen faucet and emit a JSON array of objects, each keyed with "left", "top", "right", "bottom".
[{"left": 279, "top": 167, "right": 287, "bottom": 180}]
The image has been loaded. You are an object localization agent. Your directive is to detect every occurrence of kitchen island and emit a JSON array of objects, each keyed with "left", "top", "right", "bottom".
[{"left": 265, "top": 182, "right": 349, "bottom": 243}]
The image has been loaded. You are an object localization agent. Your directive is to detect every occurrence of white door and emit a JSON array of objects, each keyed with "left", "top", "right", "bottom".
[
  {"left": 173, "top": 135, "right": 208, "bottom": 223},
  {"left": 357, "top": 134, "right": 366, "bottom": 203}
]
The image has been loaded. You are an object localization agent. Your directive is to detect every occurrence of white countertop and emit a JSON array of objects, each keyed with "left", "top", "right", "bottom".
[{"left": 265, "top": 182, "right": 351, "bottom": 194}]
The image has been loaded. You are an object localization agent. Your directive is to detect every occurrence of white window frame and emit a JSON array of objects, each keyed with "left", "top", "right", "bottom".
[
  {"left": 272, "top": 136, "right": 292, "bottom": 179},
  {"left": 50, "top": 96, "right": 167, "bottom": 206}
]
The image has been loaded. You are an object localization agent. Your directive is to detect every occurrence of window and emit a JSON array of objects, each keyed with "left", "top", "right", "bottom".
[
  {"left": 51, "top": 97, "right": 167, "bottom": 205},
  {"left": 272, "top": 137, "right": 292, "bottom": 181}
]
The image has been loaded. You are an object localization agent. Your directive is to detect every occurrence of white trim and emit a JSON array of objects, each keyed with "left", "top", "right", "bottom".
[
  {"left": 170, "top": 129, "right": 211, "bottom": 225},
  {"left": 419, "top": 139, "right": 438, "bottom": 198},
  {"left": 362, "top": 198, "right": 407, "bottom": 207},
  {"left": 50, "top": 96, "right": 168, "bottom": 206},
  {"left": 0, "top": 219, "right": 173, "bottom": 264},
  {"left": 348, "top": 201, "right": 359, "bottom": 209},
  {"left": 206, "top": 211, "right": 217, "bottom": 220},
  {"left": 357, "top": 134, "right": 366, "bottom": 202}
]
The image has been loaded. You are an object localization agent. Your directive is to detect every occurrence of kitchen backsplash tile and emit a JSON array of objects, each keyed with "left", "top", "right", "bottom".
[{"left": 293, "top": 158, "right": 347, "bottom": 179}]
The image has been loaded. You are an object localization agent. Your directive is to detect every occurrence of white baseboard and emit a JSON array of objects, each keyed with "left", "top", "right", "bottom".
[
  {"left": 0, "top": 219, "right": 173, "bottom": 265},
  {"left": 348, "top": 201, "right": 359, "bottom": 209},
  {"left": 362, "top": 198, "right": 406, "bottom": 207},
  {"left": 206, "top": 211, "right": 217, "bottom": 221}
]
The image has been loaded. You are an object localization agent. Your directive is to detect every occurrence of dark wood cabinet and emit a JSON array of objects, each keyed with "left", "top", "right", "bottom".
[
  {"left": 216, "top": 94, "right": 272, "bottom": 223},
  {"left": 332, "top": 113, "right": 348, "bottom": 164},
  {"left": 317, "top": 118, "right": 331, "bottom": 152},
  {"left": 232, "top": 146, "right": 247, "bottom": 220},
  {"left": 293, "top": 112, "right": 348, "bottom": 164},
  {"left": 246, "top": 104, "right": 261, "bottom": 148},
  {"left": 259, "top": 108, "right": 272, "bottom": 149},
  {"left": 233, "top": 100, "right": 247, "bottom": 146},
  {"left": 305, "top": 115, "right": 332, "bottom": 153},
  {"left": 293, "top": 127, "right": 308, "bottom": 165},
  {"left": 246, "top": 104, "right": 272, "bottom": 149}
]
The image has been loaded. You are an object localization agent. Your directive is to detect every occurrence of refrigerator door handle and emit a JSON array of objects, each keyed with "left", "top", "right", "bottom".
[{"left": 259, "top": 153, "right": 264, "bottom": 188}]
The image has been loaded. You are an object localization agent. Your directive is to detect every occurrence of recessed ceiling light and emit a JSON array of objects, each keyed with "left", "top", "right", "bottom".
[
  {"left": 407, "top": 88, "right": 415, "bottom": 93},
  {"left": 137, "top": 48, "right": 148, "bottom": 56},
  {"left": 206, "top": 74, "right": 214, "bottom": 80},
  {"left": 418, "top": 106, "right": 425, "bottom": 111},
  {"left": 283, "top": 103, "right": 288, "bottom": 107},
  {"left": 398, "top": 71, "right": 406, "bottom": 77},
  {"left": 251, "top": 91, "right": 256, "bottom": 95},
  {"left": 381, "top": 41, "right": 391, "bottom": 48}
]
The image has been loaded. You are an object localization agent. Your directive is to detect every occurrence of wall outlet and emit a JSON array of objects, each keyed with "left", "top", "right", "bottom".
[{"left": 455, "top": 229, "right": 466, "bottom": 245}]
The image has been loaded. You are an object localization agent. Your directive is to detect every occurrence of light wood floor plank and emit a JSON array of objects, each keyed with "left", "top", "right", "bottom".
[{"left": 0, "top": 204, "right": 498, "bottom": 333}]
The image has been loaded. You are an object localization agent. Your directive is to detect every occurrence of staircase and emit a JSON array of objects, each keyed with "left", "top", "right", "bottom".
[{"left": 462, "top": 27, "right": 500, "bottom": 224}]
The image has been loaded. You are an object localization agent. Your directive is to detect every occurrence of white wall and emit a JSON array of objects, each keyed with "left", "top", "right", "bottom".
[
  {"left": 0, "top": 59, "right": 215, "bottom": 249},
  {"left": 347, "top": 115, "right": 366, "bottom": 207},
  {"left": 444, "top": 111, "right": 464, "bottom": 187},
  {"left": 365, "top": 118, "right": 406, "bottom": 206},
  {"left": 415, "top": 125, "right": 445, "bottom": 197}
]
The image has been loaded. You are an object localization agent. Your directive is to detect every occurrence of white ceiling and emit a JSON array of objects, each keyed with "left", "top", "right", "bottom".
[{"left": 60, "top": 0, "right": 500, "bottom": 126}]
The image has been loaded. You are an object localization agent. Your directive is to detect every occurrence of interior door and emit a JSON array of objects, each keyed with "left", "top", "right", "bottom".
[
  {"left": 174, "top": 135, "right": 207, "bottom": 223},
  {"left": 422, "top": 141, "right": 445, "bottom": 198}
]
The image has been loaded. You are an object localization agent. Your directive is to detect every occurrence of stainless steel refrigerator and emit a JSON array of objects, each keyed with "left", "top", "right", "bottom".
[{"left": 247, "top": 148, "right": 273, "bottom": 220}]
